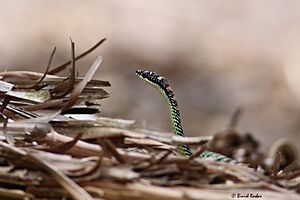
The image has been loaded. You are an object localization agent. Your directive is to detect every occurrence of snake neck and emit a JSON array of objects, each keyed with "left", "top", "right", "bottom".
[
  {"left": 158, "top": 86, "right": 193, "bottom": 156},
  {"left": 159, "top": 86, "right": 184, "bottom": 136}
]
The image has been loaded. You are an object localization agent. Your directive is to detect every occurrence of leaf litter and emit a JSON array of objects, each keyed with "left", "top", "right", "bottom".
[{"left": 0, "top": 39, "right": 299, "bottom": 200}]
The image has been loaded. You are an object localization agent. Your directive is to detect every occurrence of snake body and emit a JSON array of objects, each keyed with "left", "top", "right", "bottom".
[{"left": 136, "top": 70, "right": 232, "bottom": 162}]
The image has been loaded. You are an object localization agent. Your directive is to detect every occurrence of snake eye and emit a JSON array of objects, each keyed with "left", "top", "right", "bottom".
[{"left": 135, "top": 70, "right": 145, "bottom": 77}]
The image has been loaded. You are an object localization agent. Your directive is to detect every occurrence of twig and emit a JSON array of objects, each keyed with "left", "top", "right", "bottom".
[
  {"left": 0, "top": 96, "right": 11, "bottom": 113},
  {"left": 99, "top": 139, "right": 126, "bottom": 164},
  {"left": 49, "top": 38, "right": 106, "bottom": 75},
  {"left": 172, "top": 135, "right": 212, "bottom": 145},
  {"left": 61, "top": 55, "right": 103, "bottom": 113},
  {"left": 0, "top": 71, "right": 58, "bottom": 79},
  {"left": 189, "top": 146, "right": 206, "bottom": 160},
  {"left": 24, "top": 99, "right": 65, "bottom": 111},
  {"left": 69, "top": 151, "right": 103, "bottom": 178},
  {"left": 44, "top": 130, "right": 102, "bottom": 157},
  {"left": 16, "top": 47, "right": 57, "bottom": 89},
  {"left": 0, "top": 102, "right": 38, "bottom": 118},
  {"left": 53, "top": 40, "right": 76, "bottom": 98},
  {"left": 143, "top": 150, "right": 173, "bottom": 170},
  {"left": 25, "top": 153, "right": 94, "bottom": 200},
  {"left": 45, "top": 132, "right": 84, "bottom": 153},
  {"left": 228, "top": 106, "right": 243, "bottom": 129}
]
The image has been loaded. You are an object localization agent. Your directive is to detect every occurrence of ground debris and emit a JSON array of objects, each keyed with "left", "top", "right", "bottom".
[{"left": 0, "top": 40, "right": 299, "bottom": 200}]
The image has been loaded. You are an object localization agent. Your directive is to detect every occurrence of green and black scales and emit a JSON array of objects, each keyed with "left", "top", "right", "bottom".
[{"left": 136, "top": 70, "right": 233, "bottom": 162}]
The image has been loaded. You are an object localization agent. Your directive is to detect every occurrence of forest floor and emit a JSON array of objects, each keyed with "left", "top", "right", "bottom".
[{"left": 0, "top": 40, "right": 299, "bottom": 200}]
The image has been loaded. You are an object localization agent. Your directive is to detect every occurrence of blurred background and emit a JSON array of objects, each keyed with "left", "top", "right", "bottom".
[{"left": 1, "top": 0, "right": 300, "bottom": 152}]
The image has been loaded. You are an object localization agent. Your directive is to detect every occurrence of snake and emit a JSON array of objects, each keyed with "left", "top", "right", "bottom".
[{"left": 135, "top": 70, "right": 233, "bottom": 162}]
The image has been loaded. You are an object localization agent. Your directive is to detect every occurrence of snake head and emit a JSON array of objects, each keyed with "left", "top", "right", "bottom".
[{"left": 135, "top": 70, "right": 170, "bottom": 88}]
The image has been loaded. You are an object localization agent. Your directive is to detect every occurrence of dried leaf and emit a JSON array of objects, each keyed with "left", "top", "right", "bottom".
[
  {"left": 0, "top": 80, "right": 13, "bottom": 92},
  {"left": 6, "top": 89, "right": 50, "bottom": 103},
  {"left": 61, "top": 55, "right": 103, "bottom": 113}
]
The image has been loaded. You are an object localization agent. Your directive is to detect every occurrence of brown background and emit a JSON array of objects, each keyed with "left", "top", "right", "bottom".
[{"left": 1, "top": 1, "right": 300, "bottom": 153}]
